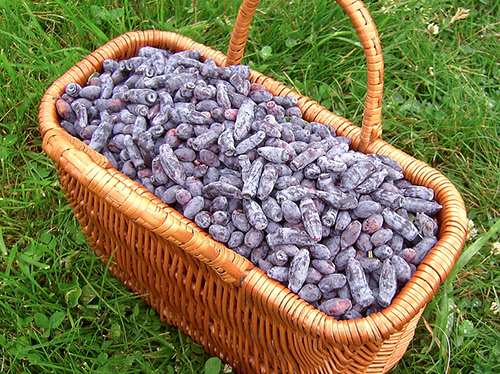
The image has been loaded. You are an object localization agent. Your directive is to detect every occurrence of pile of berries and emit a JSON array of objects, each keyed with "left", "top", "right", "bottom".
[{"left": 56, "top": 47, "right": 441, "bottom": 319}]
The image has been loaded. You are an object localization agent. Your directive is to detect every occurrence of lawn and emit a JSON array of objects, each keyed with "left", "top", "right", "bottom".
[{"left": 1, "top": 0, "right": 499, "bottom": 373}]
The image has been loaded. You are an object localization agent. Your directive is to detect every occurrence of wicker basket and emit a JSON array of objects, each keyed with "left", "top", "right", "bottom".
[{"left": 38, "top": 0, "right": 467, "bottom": 372}]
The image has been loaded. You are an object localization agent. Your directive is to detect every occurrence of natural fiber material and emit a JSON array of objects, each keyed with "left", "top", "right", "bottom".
[{"left": 38, "top": 0, "right": 467, "bottom": 372}]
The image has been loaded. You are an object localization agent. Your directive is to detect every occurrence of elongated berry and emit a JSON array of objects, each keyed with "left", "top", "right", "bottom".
[
  {"left": 89, "top": 111, "right": 115, "bottom": 152},
  {"left": 381, "top": 208, "right": 419, "bottom": 241},
  {"left": 352, "top": 200, "right": 381, "bottom": 219},
  {"left": 276, "top": 185, "right": 316, "bottom": 204},
  {"left": 359, "top": 257, "right": 382, "bottom": 273},
  {"left": 334, "top": 211, "right": 352, "bottom": 232},
  {"left": 362, "top": 214, "right": 384, "bottom": 234},
  {"left": 319, "top": 298, "right": 352, "bottom": 317},
  {"left": 299, "top": 284, "right": 322, "bottom": 303},
  {"left": 267, "top": 266, "right": 289, "bottom": 283},
  {"left": 401, "top": 197, "right": 442, "bottom": 215},
  {"left": 209, "top": 224, "right": 230, "bottom": 243},
  {"left": 370, "top": 228, "right": 394, "bottom": 247},
  {"left": 233, "top": 99, "right": 255, "bottom": 141},
  {"left": 266, "top": 228, "right": 316, "bottom": 247},
  {"left": 202, "top": 182, "right": 242, "bottom": 199},
  {"left": 371, "top": 189, "right": 404, "bottom": 210},
  {"left": 244, "top": 228, "right": 265, "bottom": 249},
  {"left": 228, "top": 231, "right": 245, "bottom": 249},
  {"left": 311, "top": 259, "right": 336, "bottom": 274},
  {"left": 334, "top": 246, "right": 356, "bottom": 271},
  {"left": 355, "top": 232, "right": 373, "bottom": 253},
  {"left": 300, "top": 197, "right": 323, "bottom": 242},
  {"left": 377, "top": 259, "right": 397, "bottom": 308},
  {"left": 262, "top": 197, "right": 283, "bottom": 223},
  {"left": 309, "top": 244, "right": 331, "bottom": 260},
  {"left": 183, "top": 196, "right": 205, "bottom": 220},
  {"left": 316, "top": 189, "right": 358, "bottom": 210},
  {"left": 288, "top": 248, "right": 310, "bottom": 293},
  {"left": 242, "top": 199, "right": 268, "bottom": 231},
  {"left": 339, "top": 161, "right": 375, "bottom": 190},
  {"left": 159, "top": 143, "right": 186, "bottom": 186},
  {"left": 318, "top": 274, "right": 347, "bottom": 293},
  {"left": 257, "top": 146, "right": 291, "bottom": 164},
  {"left": 411, "top": 237, "right": 437, "bottom": 264},
  {"left": 290, "top": 148, "right": 326, "bottom": 171},
  {"left": 391, "top": 255, "right": 412, "bottom": 283},
  {"left": 402, "top": 186, "right": 434, "bottom": 200},
  {"left": 340, "top": 220, "right": 362, "bottom": 249},
  {"left": 241, "top": 157, "right": 265, "bottom": 199},
  {"left": 373, "top": 244, "right": 394, "bottom": 260},
  {"left": 414, "top": 212, "right": 438, "bottom": 238},
  {"left": 346, "top": 258, "right": 375, "bottom": 307}
]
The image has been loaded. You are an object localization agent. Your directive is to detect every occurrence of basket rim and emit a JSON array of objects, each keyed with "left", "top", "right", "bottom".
[{"left": 38, "top": 30, "right": 468, "bottom": 346}]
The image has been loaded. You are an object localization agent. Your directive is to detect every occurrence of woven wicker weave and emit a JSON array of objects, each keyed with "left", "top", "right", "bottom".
[{"left": 38, "top": 0, "right": 467, "bottom": 372}]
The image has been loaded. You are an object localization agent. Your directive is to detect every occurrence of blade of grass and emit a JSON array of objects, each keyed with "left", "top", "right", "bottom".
[
  {"left": 53, "top": 0, "right": 109, "bottom": 46},
  {"left": 0, "top": 48, "right": 16, "bottom": 84},
  {"left": 0, "top": 226, "right": 7, "bottom": 256},
  {"left": 20, "top": 0, "right": 60, "bottom": 51},
  {"left": 446, "top": 218, "right": 500, "bottom": 286},
  {"left": 435, "top": 218, "right": 500, "bottom": 365}
]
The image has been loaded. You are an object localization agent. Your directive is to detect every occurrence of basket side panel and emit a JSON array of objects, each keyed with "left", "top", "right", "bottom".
[
  {"left": 56, "top": 163, "right": 250, "bottom": 368},
  {"left": 240, "top": 271, "right": 426, "bottom": 374},
  {"left": 366, "top": 308, "right": 424, "bottom": 373},
  {"left": 56, "top": 160, "right": 418, "bottom": 374}
]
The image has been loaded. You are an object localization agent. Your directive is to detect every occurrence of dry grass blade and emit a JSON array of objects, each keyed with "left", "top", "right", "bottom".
[{"left": 450, "top": 8, "right": 471, "bottom": 24}]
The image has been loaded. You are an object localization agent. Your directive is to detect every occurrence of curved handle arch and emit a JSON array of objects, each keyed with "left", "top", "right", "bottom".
[{"left": 226, "top": 0, "right": 384, "bottom": 152}]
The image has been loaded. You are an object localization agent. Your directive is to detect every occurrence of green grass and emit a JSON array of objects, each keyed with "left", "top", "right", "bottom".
[{"left": 1, "top": 0, "right": 499, "bottom": 373}]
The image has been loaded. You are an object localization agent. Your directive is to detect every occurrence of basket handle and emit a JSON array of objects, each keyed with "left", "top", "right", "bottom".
[{"left": 226, "top": 0, "right": 384, "bottom": 153}]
